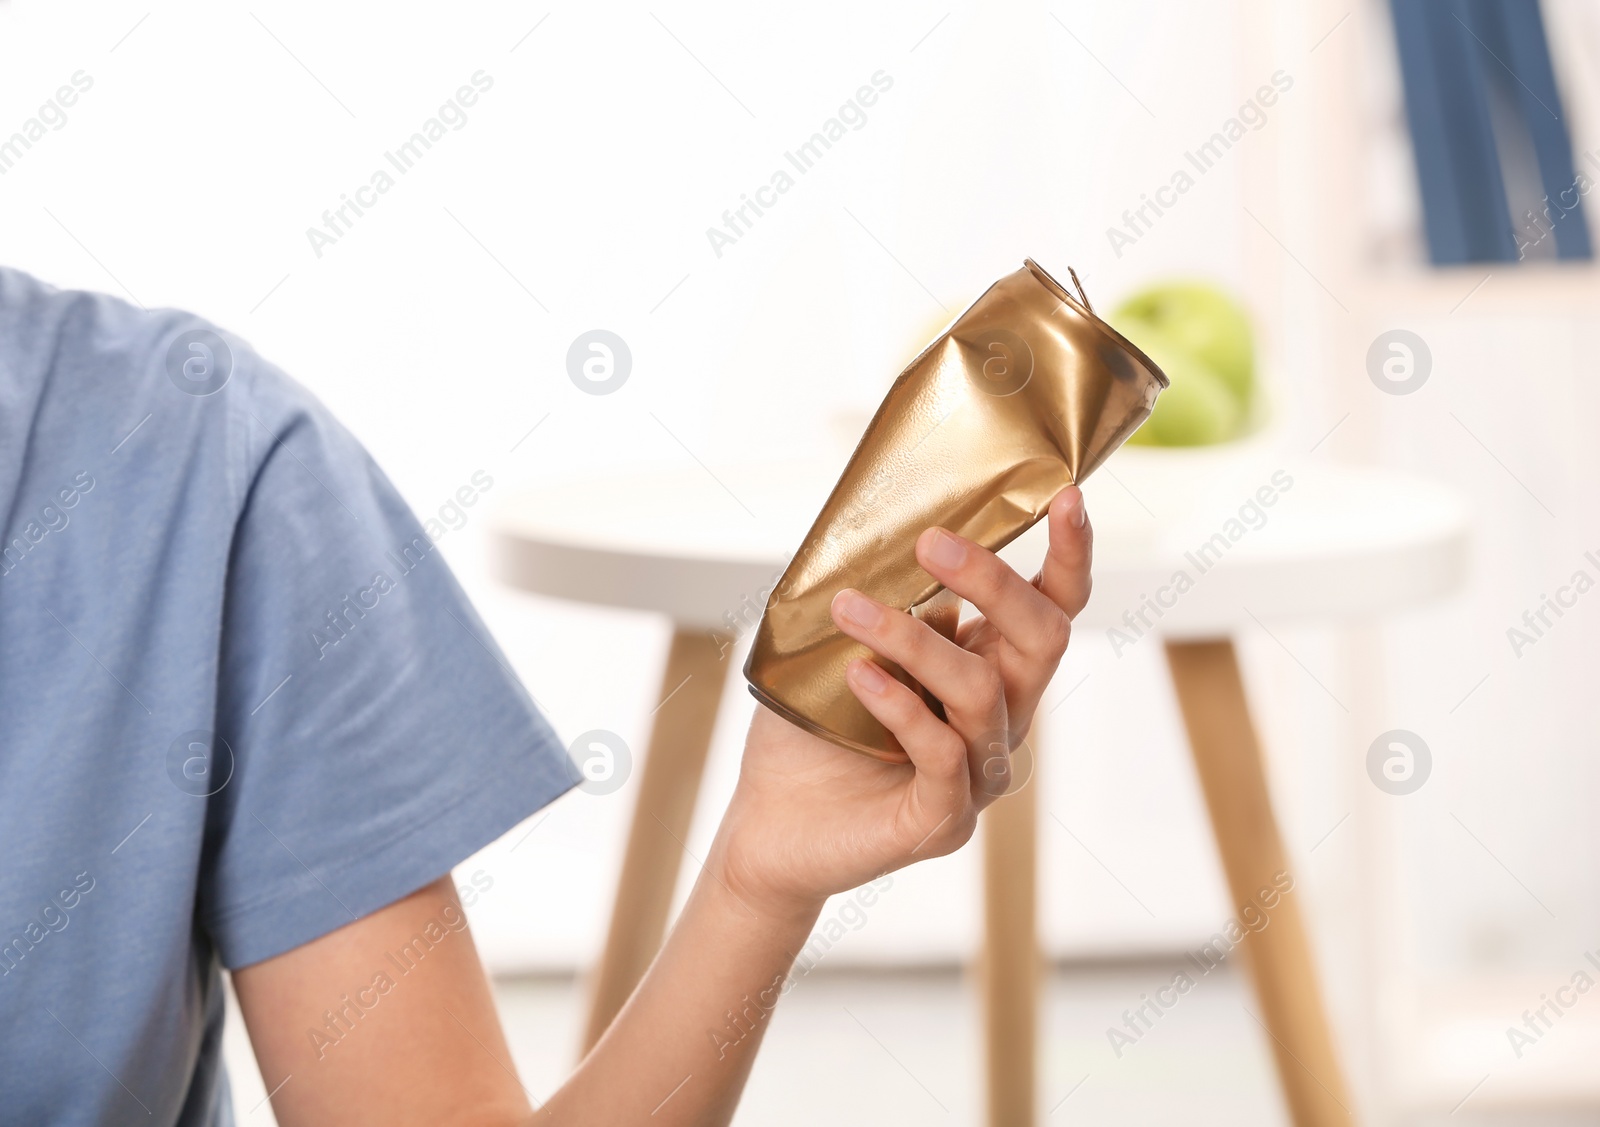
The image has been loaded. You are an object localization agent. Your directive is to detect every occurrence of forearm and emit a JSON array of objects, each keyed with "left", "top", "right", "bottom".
[
  {"left": 540, "top": 830, "right": 822, "bottom": 1126},
  {"left": 240, "top": 491, "right": 1088, "bottom": 1125}
]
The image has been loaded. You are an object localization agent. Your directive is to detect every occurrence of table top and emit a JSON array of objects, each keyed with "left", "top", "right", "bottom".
[{"left": 488, "top": 443, "right": 1470, "bottom": 636}]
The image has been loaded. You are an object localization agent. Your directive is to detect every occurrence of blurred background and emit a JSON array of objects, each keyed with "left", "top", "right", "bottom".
[{"left": 4, "top": 0, "right": 1599, "bottom": 1123}]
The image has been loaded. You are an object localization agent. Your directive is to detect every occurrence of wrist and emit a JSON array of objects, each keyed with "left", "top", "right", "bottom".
[
  {"left": 703, "top": 797, "right": 827, "bottom": 929},
  {"left": 698, "top": 859, "right": 825, "bottom": 938}
]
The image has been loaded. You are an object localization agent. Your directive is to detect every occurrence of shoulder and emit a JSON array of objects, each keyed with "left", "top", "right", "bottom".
[
  {"left": 0, "top": 266, "right": 223, "bottom": 403},
  {"left": 0, "top": 267, "right": 376, "bottom": 609},
  {"left": 0, "top": 266, "right": 349, "bottom": 507}
]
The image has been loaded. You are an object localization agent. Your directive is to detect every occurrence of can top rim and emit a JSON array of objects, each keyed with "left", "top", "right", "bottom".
[{"left": 1023, "top": 258, "right": 1170, "bottom": 389}]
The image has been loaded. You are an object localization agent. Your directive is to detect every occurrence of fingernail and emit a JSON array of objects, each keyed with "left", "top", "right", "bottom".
[
  {"left": 1066, "top": 488, "right": 1086, "bottom": 528},
  {"left": 835, "top": 589, "right": 884, "bottom": 629},
  {"left": 925, "top": 528, "right": 968, "bottom": 570},
  {"left": 850, "top": 660, "right": 890, "bottom": 693}
]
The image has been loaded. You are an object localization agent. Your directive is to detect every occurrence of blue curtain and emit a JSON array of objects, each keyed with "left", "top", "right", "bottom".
[{"left": 1390, "top": 0, "right": 1591, "bottom": 264}]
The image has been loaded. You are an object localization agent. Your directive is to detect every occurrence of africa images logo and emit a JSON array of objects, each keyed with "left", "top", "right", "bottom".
[
  {"left": 0, "top": 870, "right": 96, "bottom": 977},
  {"left": 705, "top": 71, "right": 894, "bottom": 258},
  {"left": 305, "top": 71, "right": 495, "bottom": 258}
]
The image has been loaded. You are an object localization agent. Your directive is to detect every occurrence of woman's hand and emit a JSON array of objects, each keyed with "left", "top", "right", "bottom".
[{"left": 712, "top": 485, "right": 1092, "bottom": 920}]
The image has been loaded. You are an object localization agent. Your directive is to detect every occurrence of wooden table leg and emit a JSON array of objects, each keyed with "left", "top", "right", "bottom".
[
  {"left": 1164, "top": 639, "right": 1354, "bottom": 1127},
  {"left": 580, "top": 626, "right": 729, "bottom": 1053},
  {"left": 981, "top": 736, "right": 1039, "bottom": 1127}
]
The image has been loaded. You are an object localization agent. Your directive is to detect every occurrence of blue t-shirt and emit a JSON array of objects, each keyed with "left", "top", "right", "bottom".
[{"left": 0, "top": 268, "right": 574, "bottom": 1124}]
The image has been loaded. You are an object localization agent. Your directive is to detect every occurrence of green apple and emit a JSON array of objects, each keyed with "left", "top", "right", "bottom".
[
  {"left": 1113, "top": 281, "right": 1254, "bottom": 406},
  {"left": 1124, "top": 332, "right": 1242, "bottom": 447}
]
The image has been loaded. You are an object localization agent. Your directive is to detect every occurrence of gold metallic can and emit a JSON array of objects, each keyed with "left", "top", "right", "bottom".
[{"left": 744, "top": 259, "right": 1167, "bottom": 761}]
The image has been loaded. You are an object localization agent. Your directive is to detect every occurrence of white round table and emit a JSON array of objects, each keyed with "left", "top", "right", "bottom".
[{"left": 490, "top": 448, "right": 1468, "bottom": 1127}]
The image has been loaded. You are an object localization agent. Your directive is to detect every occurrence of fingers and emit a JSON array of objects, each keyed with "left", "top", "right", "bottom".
[
  {"left": 842, "top": 659, "right": 984, "bottom": 841},
  {"left": 914, "top": 526, "right": 1070, "bottom": 665},
  {"left": 832, "top": 589, "right": 1005, "bottom": 739},
  {"left": 829, "top": 488, "right": 1091, "bottom": 825},
  {"left": 1037, "top": 486, "right": 1092, "bottom": 618},
  {"left": 844, "top": 659, "right": 967, "bottom": 786}
]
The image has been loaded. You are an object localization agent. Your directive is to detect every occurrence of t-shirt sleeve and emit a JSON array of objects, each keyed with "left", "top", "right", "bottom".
[{"left": 198, "top": 358, "right": 574, "bottom": 969}]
